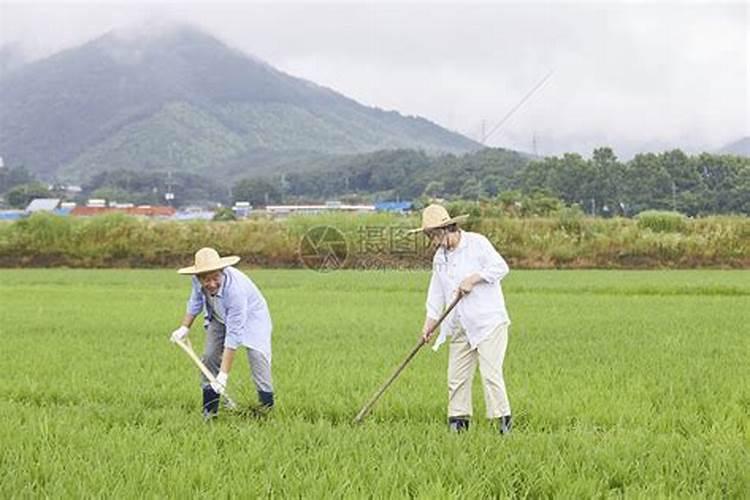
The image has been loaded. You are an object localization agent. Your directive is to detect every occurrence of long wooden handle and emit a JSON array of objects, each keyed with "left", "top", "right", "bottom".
[
  {"left": 174, "top": 338, "right": 238, "bottom": 410},
  {"left": 353, "top": 292, "right": 463, "bottom": 424}
]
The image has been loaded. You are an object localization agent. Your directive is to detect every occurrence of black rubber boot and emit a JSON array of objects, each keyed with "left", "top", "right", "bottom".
[
  {"left": 258, "top": 391, "right": 274, "bottom": 409},
  {"left": 448, "top": 417, "right": 470, "bottom": 433},
  {"left": 202, "top": 387, "right": 220, "bottom": 420},
  {"left": 498, "top": 415, "right": 512, "bottom": 435}
]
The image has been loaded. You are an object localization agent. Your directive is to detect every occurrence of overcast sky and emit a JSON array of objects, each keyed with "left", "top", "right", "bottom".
[{"left": 1, "top": 0, "right": 748, "bottom": 158}]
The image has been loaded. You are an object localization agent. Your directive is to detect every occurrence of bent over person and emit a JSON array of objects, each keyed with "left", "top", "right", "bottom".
[
  {"left": 170, "top": 247, "right": 274, "bottom": 419},
  {"left": 411, "top": 204, "right": 513, "bottom": 434}
]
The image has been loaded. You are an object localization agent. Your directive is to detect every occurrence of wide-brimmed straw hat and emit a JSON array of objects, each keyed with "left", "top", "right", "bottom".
[
  {"left": 178, "top": 247, "right": 240, "bottom": 275},
  {"left": 408, "top": 204, "right": 469, "bottom": 234}
]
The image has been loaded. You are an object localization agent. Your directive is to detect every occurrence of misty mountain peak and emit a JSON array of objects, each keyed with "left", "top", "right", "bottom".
[
  {"left": 96, "top": 24, "right": 232, "bottom": 55},
  {"left": 82, "top": 24, "right": 250, "bottom": 70},
  {"left": 0, "top": 27, "right": 479, "bottom": 181}
]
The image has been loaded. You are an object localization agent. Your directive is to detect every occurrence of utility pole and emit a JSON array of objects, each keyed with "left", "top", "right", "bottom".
[
  {"left": 671, "top": 181, "right": 677, "bottom": 212},
  {"left": 280, "top": 173, "right": 288, "bottom": 203},
  {"left": 165, "top": 170, "right": 175, "bottom": 206},
  {"left": 0, "top": 156, "right": 5, "bottom": 194}
]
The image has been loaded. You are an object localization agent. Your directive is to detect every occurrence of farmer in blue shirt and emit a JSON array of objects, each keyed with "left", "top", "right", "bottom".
[{"left": 170, "top": 247, "right": 274, "bottom": 419}]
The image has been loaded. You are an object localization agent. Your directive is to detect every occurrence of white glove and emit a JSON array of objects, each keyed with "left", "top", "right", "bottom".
[
  {"left": 170, "top": 326, "right": 189, "bottom": 343},
  {"left": 211, "top": 371, "right": 228, "bottom": 395}
]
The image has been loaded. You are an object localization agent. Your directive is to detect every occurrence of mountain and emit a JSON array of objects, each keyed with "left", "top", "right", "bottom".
[
  {"left": 0, "top": 42, "right": 28, "bottom": 79},
  {"left": 718, "top": 137, "right": 750, "bottom": 157},
  {"left": 0, "top": 26, "right": 481, "bottom": 182}
]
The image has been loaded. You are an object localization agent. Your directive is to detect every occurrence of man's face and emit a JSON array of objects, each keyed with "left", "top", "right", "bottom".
[
  {"left": 425, "top": 228, "right": 447, "bottom": 249},
  {"left": 198, "top": 270, "right": 223, "bottom": 295}
]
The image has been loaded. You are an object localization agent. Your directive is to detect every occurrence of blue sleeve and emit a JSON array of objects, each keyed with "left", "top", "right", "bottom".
[
  {"left": 186, "top": 277, "right": 205, "bottom": 316},
  {"left": 223, "top": 287, "right": 249, "bottom": 350}
]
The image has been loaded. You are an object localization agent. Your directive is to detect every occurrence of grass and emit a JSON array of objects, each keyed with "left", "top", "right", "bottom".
[
  {"left": 2, "top": 212, "right": 749, "bottom": 268},
  {"left": 1, "top": 269, "right": 748, "bottom": 497}
]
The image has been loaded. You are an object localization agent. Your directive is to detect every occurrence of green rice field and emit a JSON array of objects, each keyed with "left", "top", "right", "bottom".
[{"left": 1, "top": 269, "right": 748, "bottom": 497}]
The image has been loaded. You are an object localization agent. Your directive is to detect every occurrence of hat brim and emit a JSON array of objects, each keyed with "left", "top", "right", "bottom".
[
  {"left": 177, "top": 256, "right": 240, "bottom": 275},
  {"left": 407, "top": 214, "right": 469, "bottom": 234}
]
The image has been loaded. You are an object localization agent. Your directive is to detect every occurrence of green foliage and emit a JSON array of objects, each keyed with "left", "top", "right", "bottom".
[
  {"left": 519, "top": 149, "right": 750, "bottom": 217},
  {"left": 521, "top": 191, "right": 564, "bottom": 216},
  {"left": 61, "top": 102, "right": 250, "bottom": 180},
  {"left": 4, "top": 182, "right": 50, "bottom": 208},
  {"left": 232, "top": 178, "right": 281, "bottom": 206},
  {"left": 227, "top": 147, "right": 749, "bottom": 219},
  {"left": 459, "top": 178, "right": 484, "bottom": 200},
  {"left": 212, "top": 207, "right": 237, "bottom": 221},
  {"left": 81, "top": 169, "right": 227, "bottom": 206},
  {"left": 482, "top": 174, "right": 503, "bottom": 196},
  {"left": 445, "top": 200, "right": 482, "bottom": 219},
  {"left": 90, "top": 187, "right": 132, "bottom": 204},
  {"left": 248, "top": 148, "right": 527, "bottom": 203},
  {"left": 8, "top": 212, "right": 73, "bottom": 253},
  {"left": 557, "top": 205, "right": 587, "bottom": 235},
  {"left": 636, "top": 210, "right": 687, "bottom": 233},
  {"left": 0, "top": 212, "right": 748, "bottom": 268},
  {"left": 0, "top": 269, "right": 748, "bottom": 497},
  {"left": 422, "top": 180, "right": 444, "bottom": 198},
  {"left": 0, "top": 165, "right": 35, "bottom": 195}
]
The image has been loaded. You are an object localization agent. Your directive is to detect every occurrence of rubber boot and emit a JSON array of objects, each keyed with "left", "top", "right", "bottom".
[
  {"left": 498, "top": 414, "right": 512, "bottom": 435},
  {"left": 258, "top": 391, "right": 274, "bottom": 409},
  {"left": 448, "top": 416, "right": 470, "bottom": 433},
  {"left": 202, "top": 387, "right": 220, "bottom": 421}
]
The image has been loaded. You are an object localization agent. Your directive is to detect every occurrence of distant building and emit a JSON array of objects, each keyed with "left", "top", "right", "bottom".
[
  {"left": 173, "top": 207, "right": 215, "bottom": 220},
  {"left": 265, "top": 203, "right": 376, "bottom": 216},
  {"left": 71, "top": 205, "right": 176, "bottom": 218},
  {"left": 48, "top": 184, "right": 82, "bottom": 195},
  {"left": 375, "top": 201, "right": 413, "bottom": 214},
  {"left": 86, "top": 199, "right": 107, "bottom": 208},
  {"left": 0, "top": 210, "right": 24, "bottom": 220},
  {"left": 232, "top": 201, "right": 253, "bottom": 218},
  {"left": 54, "top": 207, "right": 73, "bottom": 216},
  {"left": 25, "top": 198, "right": 61, "bottom": 213}
]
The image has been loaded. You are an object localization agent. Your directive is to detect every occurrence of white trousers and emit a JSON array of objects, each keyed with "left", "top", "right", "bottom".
[{"left": 447, "top": 323, "right": 511, "bottom": 419}]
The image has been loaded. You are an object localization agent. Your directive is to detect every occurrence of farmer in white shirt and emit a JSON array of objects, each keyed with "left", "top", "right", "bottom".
[
  {"left": 169, "top": 247, "right": 274, "bottom": 419},
  {"left": 411, "top": 204, "right": 513, "bottom": 434}
]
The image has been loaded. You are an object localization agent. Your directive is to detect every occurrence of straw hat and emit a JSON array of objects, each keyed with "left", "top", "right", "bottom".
[
  {"left": 408, "top": 204, "right": 469, "bottom": 234},
  {"left": 177, "top": 247, "right": 240, "bottom": 275}
]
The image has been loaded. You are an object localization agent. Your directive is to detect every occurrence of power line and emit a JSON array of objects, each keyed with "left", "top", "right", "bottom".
[{"left": 482, "top": 70, "right": 554, "bottom": 145}]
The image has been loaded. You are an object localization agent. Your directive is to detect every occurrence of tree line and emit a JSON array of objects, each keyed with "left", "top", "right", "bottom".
[
  {"left": 232, "top": 147, "right": 750, "bottom": 216},
  {"left": 518, "top": 148, "right": 749, "bottom": 216},
  {"left": 2, "top": 147, "right": 748, "bottom": 216},
  {"left": 0, "top": 167, "right": 228, "bottom": 208}
]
